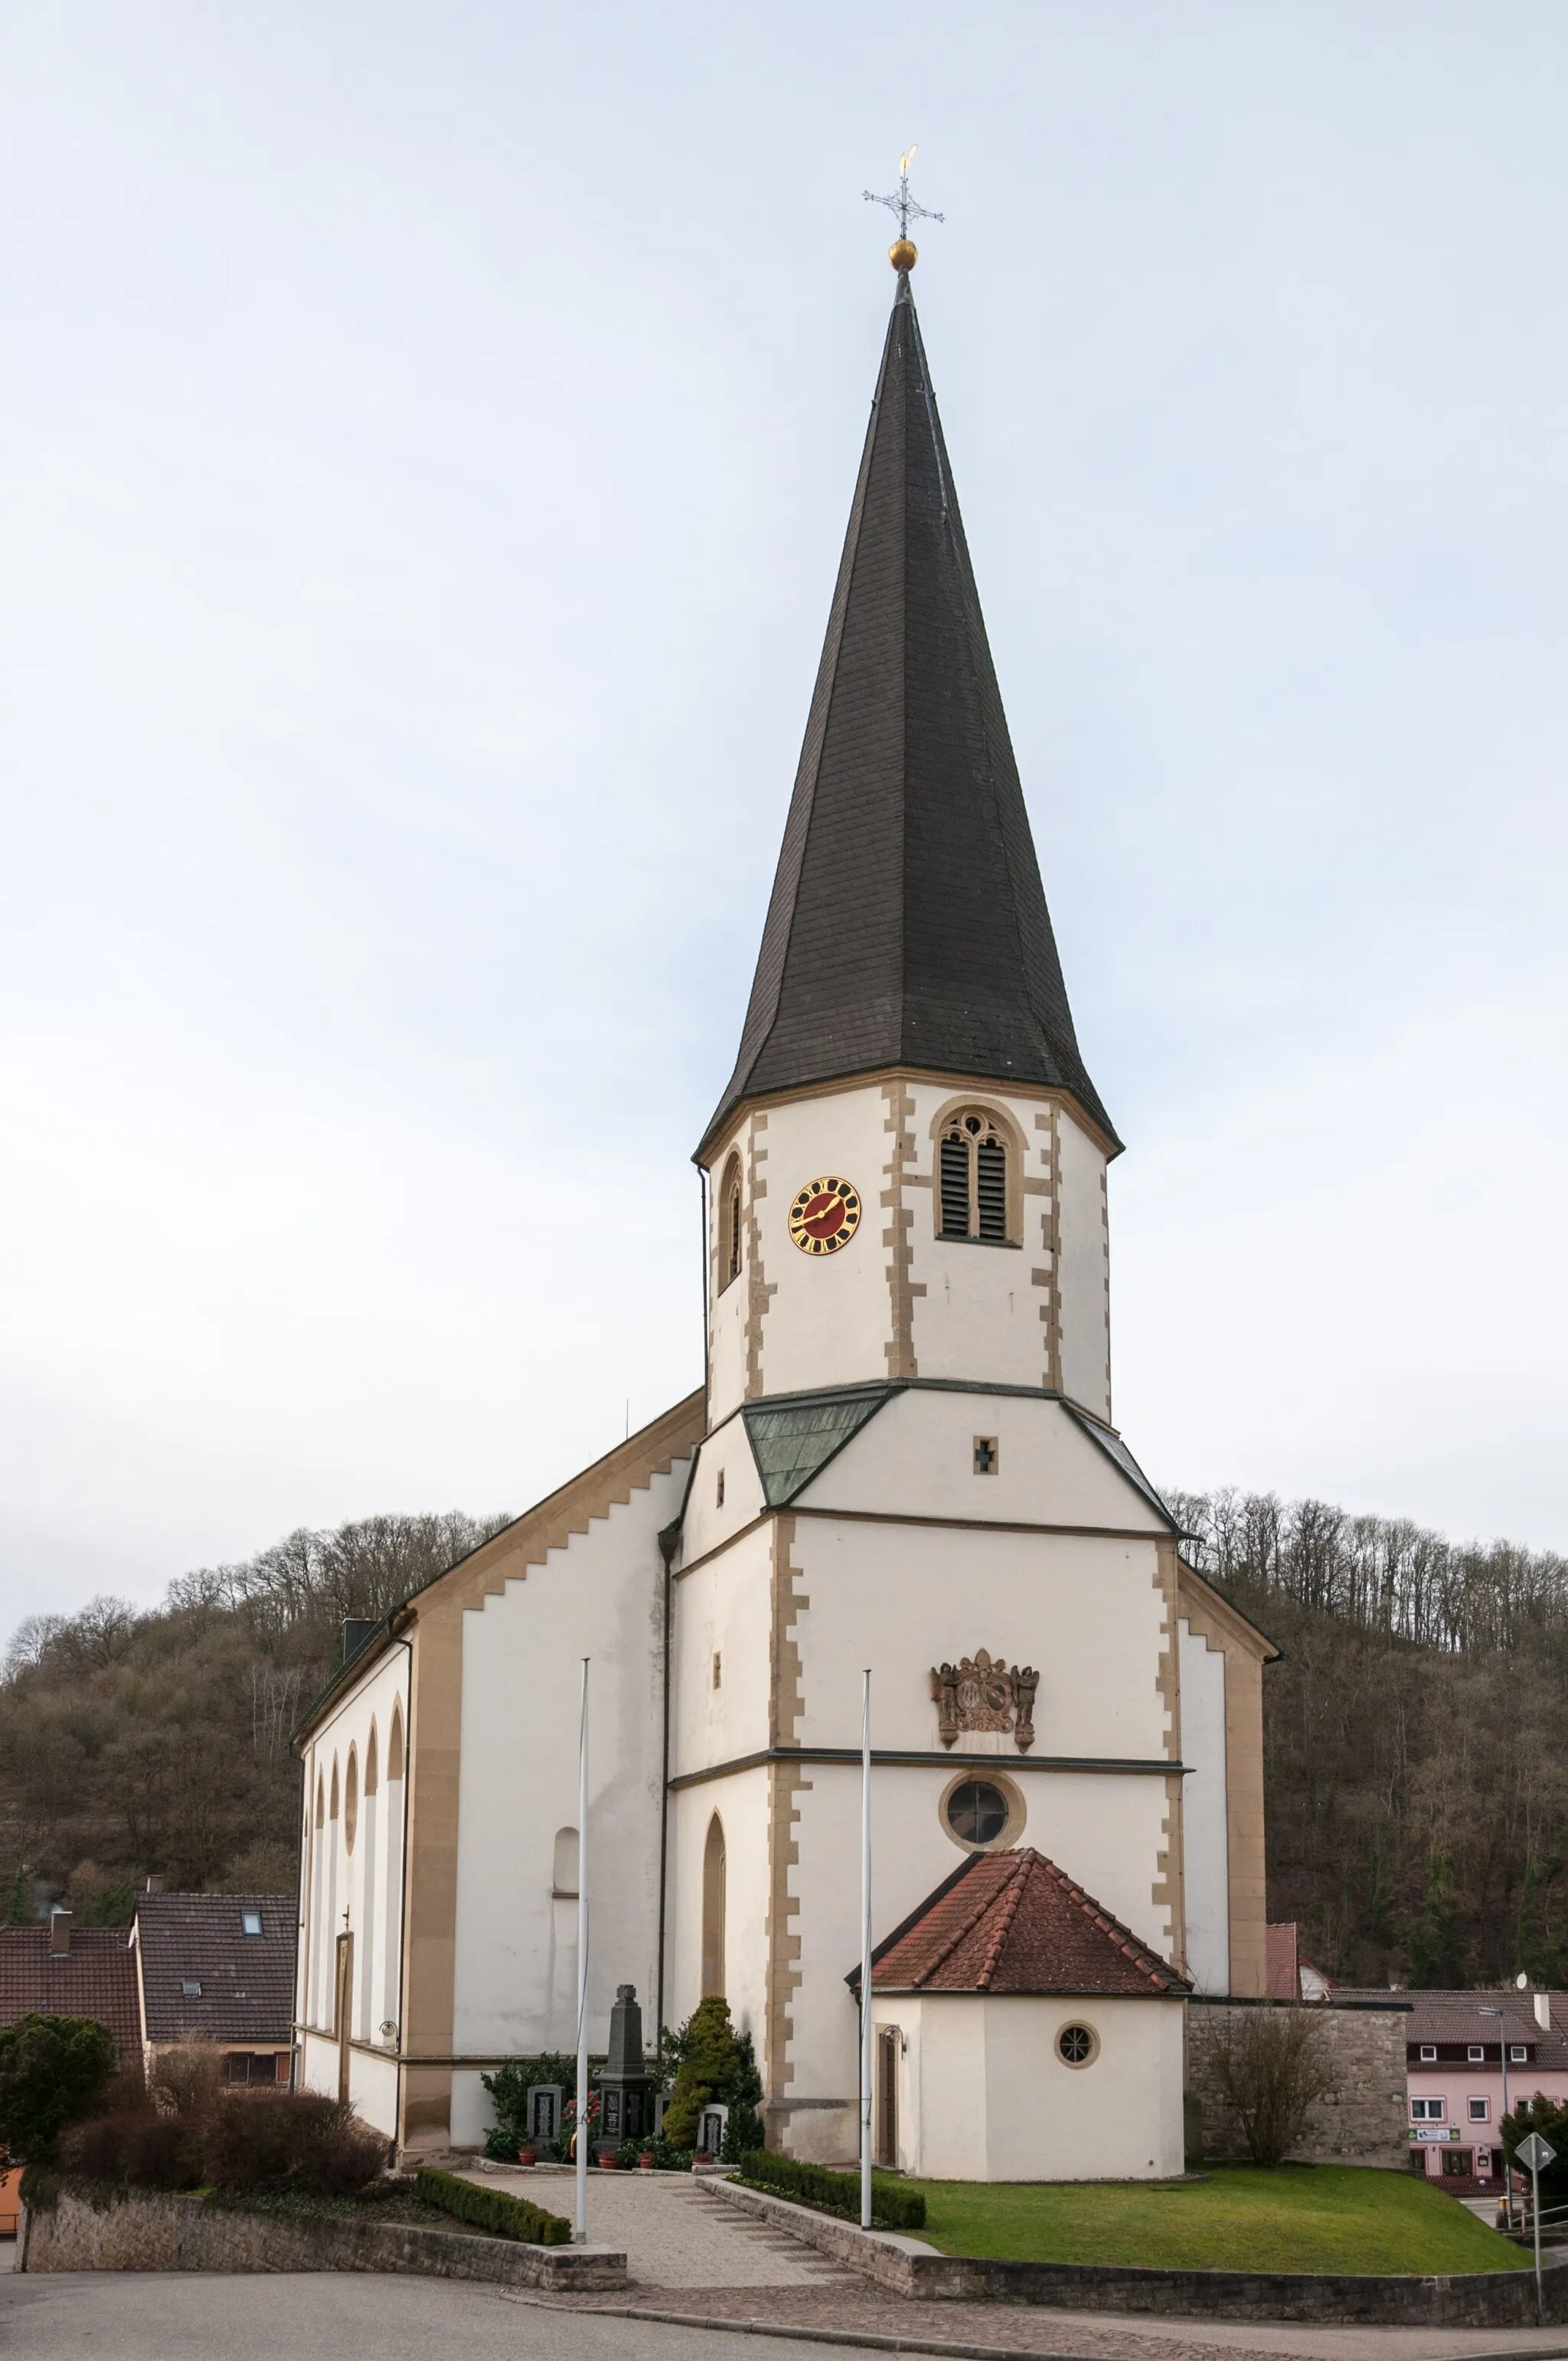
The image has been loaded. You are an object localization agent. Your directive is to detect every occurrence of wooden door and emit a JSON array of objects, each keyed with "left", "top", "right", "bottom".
[
  {"left": 334, "top": 1932, "right": 354, "bottom": 2103},
  {"left": 875, "top": 2025, "right": 899, "bottom": 2168}
]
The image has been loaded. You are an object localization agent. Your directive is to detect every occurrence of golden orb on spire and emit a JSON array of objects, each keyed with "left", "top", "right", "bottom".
[{"left": 889, "top": 237, "right": 918, "bottom": 272}]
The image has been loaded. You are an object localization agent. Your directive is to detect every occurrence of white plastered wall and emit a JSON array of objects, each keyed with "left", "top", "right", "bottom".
[
  {"left": 296, "top": 1645, "right": 410, "bottom": 2140},
  {"left": 874, "top": 1994, "right": 1184, "bottom": 2180},
  {"left": 446, "top": 1465, "right": 689, "bottom": 2146},
  {"left": 1056, "top": 1107, "right": 1112, "bottom": 1419},
  {"left": 1179, "top": 1619, "right": 1231, "bottom": 1995},
  {"left": 665, "top": 1765, "right": 770, "bottom": 2056}
]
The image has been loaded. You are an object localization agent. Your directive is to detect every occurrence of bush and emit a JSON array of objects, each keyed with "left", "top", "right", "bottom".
[
  {"left": 58, "top": 2110, "right": 204, "bottom": 2191},
  {"left": 149, "top": 2043, "right": 226, "bottom": 2120},
  {"left": 198, "top": 2092, "right": 387, "bottom": 2197},
  {"left": 1504, "top": 2093, "right": 1568, "bottom": 2208},
  {"left": 0, "top": 2013, "right": 117, "bottom": 2162},
  {"left": 415, "top": 2167, "right": 571, "bottom": 2244},
  {"left": 481, "top": 2053, "right": 577, "bottom": 2160},
  {"left": 738, "top": 2150, "right": 926, "bottom": 2231},
  {"left": 1194, "top": 2005, "right": 1338, "bottom": 2167}
]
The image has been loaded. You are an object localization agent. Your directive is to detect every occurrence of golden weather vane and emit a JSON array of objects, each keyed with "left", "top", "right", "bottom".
[{"left": 864, "top": 145, "right": 944, "bottom": 272}]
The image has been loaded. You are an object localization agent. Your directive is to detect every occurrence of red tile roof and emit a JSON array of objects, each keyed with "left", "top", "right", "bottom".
[
  {"left": 0, "top": 1927, "right": 141, "bottom": 2069},
  {"left": 852, "top": 1847, "right": 1190, "bottom": 1997},
  {"left": 134, "top": 1894, "right": 296, "bottom": 2047}
]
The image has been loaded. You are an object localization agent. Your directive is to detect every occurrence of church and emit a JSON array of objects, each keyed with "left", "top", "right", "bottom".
[{"left": 292, "top": 243, "right": 1276, "bottom": 2182}]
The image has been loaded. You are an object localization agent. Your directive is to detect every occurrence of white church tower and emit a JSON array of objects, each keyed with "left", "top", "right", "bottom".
[{"left": 292, "top": 253, "right": 1276, "bottom": 2177}]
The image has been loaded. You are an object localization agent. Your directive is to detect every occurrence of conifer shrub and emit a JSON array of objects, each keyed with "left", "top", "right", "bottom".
[
  {"left": 737, "top": 2149, "right": 926, "bottom": 2230},
  {"left": 0, "top": 2013, "right": 117, "bottom": 2162},
  {"left": 661, "top": 1997, "right": 765, "bottom": 2154},
  {"left": 414, "top": 2167, "right": 572, "bottom": 2243}
]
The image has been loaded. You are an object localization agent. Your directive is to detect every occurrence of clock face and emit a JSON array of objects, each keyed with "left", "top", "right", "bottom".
[{"left": 788, "top": 1176, "right": 862, "bottom": 1257}]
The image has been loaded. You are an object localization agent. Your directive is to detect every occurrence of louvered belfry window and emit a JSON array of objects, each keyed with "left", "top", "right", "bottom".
[{"left": 939, "top": 1112, "right": 1010, "bottom": 1243}]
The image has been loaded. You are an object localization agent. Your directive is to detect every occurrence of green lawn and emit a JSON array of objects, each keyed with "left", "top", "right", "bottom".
[{"left": 909, "top": 2164, "right": 1529, "bottom": 2276}]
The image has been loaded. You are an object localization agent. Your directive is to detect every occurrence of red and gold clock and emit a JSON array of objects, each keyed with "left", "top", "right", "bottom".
[{"left": 788, "top": 1176, "right": 862, "bottom": 1256}]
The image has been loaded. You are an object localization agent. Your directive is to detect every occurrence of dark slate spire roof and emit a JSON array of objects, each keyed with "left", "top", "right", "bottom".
[{"left": 701, "top": 273, "right": 1117, "bottom": 1158}]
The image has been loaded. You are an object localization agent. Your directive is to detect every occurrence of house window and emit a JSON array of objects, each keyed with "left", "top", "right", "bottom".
[
  {"left": 1468, "top": 2098, "right": 1489, "bottom": 2121},
  {"left": 1442, "top": 2148, "right": 1473, "bottom": 2177},
  {"left": 1419, "top": 2044, "right": 1437, "bottom": 2062},
  {"left": 224, "top": 2052, "right": 279, "bottom": 2086},
  {"left": 182, "top": 1980, "right": 202, "bottom": 1998},
  {"left": 1511, "top": 2046, "right": 1528, "bottom": 2062},
  {"left": 1057, "top": 2023, "right": 1099, "bottom": 2069},
  {"left": 241, "top": 1910, "right": 263, "bottom": 1937},
  {"left": 720, "top": 1154, "right": 743, "bottom": 1290},
  {"left": 938, "top": 1112, "right": 1011, "bottom": 1243},
  {"left": 973, "top": 1436, "right": 998, "bottom": 1475},
  {"left": 944, "top": 1779, "right": 1011, "bottom": 1847},
  {"left": 1412, "top": 2098, "right": 1445, "bottom": 2121},
  {"left": 1467, "top": 2045, "right": 1485, "bottom": 2062}
]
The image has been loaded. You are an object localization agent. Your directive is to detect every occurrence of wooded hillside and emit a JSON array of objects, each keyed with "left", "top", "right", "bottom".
[{"left": 4, "top": 1486, "right": 1566, "bottom": 1988}]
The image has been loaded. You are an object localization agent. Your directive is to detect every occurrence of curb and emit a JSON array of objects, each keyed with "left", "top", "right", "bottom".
[{"left": 500, "top": 2292, "right": 1113, "bottom": 2361}]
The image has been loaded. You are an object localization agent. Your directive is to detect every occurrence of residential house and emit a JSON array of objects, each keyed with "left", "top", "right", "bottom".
[
  {"left": 0, "top": 1908, "right": 140, "bottom": 2070},
  {"left": 1336, "top": 1985, "right": 1568, "bottom": 2196},
  {"left": 131, "top": 1893, "right": 296, "bottom": 2087}
]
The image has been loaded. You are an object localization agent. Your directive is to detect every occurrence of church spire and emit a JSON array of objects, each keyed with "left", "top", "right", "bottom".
[{"left": 702, "top": 269, "right": 1117, "bottom": 1158}]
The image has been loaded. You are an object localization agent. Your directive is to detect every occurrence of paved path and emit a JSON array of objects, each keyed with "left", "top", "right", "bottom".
[{"left": 463, "top": 2165, "right": 855, "bottom": 2288}]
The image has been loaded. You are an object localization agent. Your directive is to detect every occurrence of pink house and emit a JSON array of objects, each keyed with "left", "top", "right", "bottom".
[{"left": 1337, "top": 1985, "right": 1568, "bottom": 2197}]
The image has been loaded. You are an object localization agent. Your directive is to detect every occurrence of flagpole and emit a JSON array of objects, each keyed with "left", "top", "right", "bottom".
[
  {"left": 861, "top": 1667, "right": 873, "bottom": 2230},
  {"left": 575, "top": 1656, "right": 590, "bottom": 2244}
]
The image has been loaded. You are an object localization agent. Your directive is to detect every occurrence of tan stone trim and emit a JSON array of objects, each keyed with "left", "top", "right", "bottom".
[
  {"left": 1034, "top": 1109, "right": 1062, "bottom": 1392},
  {"left": 1152, "top": 1537, "right": 1185, "bottom": 1968},
  {"left": 880, "top": 1081, "right": 922, "bottom": 1380},
  {"left": 790, "top": 1504, "right": 1168, "bottom": 1543},
  {"left": 744, "top": 1118, "right": 776, "bottom": 1403},
  {"left": 766, "top": 1517, "right": 809, "bottom": 2144},
  {"left": 1176, "top": 1563, "right": 1279, "bottom": 1662},
  {"left": 1099, "top": 1159, "right": 1112, "bottom": 1419},
  {"left": 391, "top": 1389, "right": 704, "bottom": 2154},
  {"left": 697, "top": 1067, "right": 1121, "bottom": 1167}
]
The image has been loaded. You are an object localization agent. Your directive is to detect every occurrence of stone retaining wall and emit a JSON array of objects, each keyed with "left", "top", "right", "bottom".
[
  {"left": 1186, "top": 2002, "right": 1410, "bottom": 2168},
  {"left": 707, "top": 2176, "right": 1566, "bottom": 2327},
  {"left": 21, "top": 2184, "right": 626, "bottom": 2291}
]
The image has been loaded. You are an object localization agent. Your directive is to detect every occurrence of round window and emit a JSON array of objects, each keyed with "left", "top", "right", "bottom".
[
  {"left": 1057, "top": 2023, "right": 1098, "bottom": 2068},
  {"left": 944, "top": 1779, "right": 1011, "bottom": 1847}
]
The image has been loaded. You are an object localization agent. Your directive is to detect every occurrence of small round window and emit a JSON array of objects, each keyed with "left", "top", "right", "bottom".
[
  {"left": 1057, "top": 2023, "right": 1099, "bottom": 2069},
  {"left": 944, "top": 1779, "right": 1011, "bottom": 1847}
]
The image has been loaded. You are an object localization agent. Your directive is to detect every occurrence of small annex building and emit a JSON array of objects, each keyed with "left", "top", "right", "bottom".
[{"left": 854, "top": 1847, "right": 1190, "bottom": 2182}]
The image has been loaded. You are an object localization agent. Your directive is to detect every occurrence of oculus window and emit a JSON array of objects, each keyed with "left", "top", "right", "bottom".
[
  {"left": 943, "top": 1778, "right": 1011, "bottom": 1847},
  {"left": 1057, "top": 2023, "right": 1099, "bottom": 2068}
]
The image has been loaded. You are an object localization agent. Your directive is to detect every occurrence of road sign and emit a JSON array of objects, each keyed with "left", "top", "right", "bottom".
[{"left": 1517, "top": 2132, "right": 1557, "bottom": 2172}]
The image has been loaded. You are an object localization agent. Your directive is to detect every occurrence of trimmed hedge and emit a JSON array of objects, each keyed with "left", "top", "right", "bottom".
[
  {"left": 414, "top": 2167, "right": 572, "bottom": 2245},
  {"left": 737, "top": 2150, "right": 926, "bottom": 2231}
]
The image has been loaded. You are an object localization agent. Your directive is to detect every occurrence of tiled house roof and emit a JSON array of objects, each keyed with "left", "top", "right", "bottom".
[
  {"left": 134, "top": 1894, "right": 296, "bottom": 2046},
  {"left": 0, "top": 1927, "right": 141, "bottom": 2068},
  {"left": 850, "top": 1847, "right": 1190, "bottom": 1997},
  {"left": 1336, "top": 1987, "right": 1568, "bottom": 2070}
]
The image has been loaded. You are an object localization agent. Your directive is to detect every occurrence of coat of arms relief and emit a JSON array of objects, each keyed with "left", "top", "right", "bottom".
[{"left": 930, "top": 1650, "right": 1039, "bottom": 1754}]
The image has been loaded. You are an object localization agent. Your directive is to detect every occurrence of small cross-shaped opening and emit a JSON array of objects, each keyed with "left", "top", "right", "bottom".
[{"left": 973, "top": 1436, "right": 998, "bottom": 1475}]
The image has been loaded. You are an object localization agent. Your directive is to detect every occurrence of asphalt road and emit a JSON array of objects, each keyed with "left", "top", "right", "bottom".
[{"left": 0, "top": 2273, "right": 887, "bottom": 2360}]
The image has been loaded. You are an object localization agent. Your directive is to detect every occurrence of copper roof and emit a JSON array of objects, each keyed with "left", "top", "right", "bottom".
[
  {"left": 135, "top": 1894, "right": 296, "bottom": 2046},
  {"left": 0, "top": 1926, "right": 141, "bottom": 2069},
  {"left": 851, "top": 1847, "right": 1189, "bottom": 1997}
]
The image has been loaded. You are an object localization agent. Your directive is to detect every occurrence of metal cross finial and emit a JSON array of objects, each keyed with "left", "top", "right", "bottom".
[{"left": 864, "top": 145, "right": 944, "bottom": 243}]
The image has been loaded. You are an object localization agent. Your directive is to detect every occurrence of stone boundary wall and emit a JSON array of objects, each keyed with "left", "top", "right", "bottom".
[
  {"left": 705, "top": 2176, "right": 1565, "bottom": 2327},
  {"left": 1186, "top": 2001, "right": 1410, "bottom": 2168},
  {"left": 21, "top": 2185, "right": 626, "bottom": 2291}
]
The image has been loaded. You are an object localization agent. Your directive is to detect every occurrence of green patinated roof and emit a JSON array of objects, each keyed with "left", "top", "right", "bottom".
[{"left": 742, "top": 1389, "right": 895, "bottom": 1507}]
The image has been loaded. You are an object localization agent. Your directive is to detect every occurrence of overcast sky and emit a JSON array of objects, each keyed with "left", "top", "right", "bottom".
[{"left": 4, "top": 2, "right": 1566, "bottom": 1635}]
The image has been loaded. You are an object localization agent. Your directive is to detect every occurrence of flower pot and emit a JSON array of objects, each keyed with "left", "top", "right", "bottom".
[
  {"left": 514, "top": 2146, "right": 537, "bottom": 2167},
  {"left": 637, "top": 2154, "right": 655, "bottom": 2170}
]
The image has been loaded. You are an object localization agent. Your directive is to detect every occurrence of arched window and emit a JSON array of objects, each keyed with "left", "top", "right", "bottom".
[
  {"left": 553, "top": 1827, "right": 580, "bottom": 1898},
  {"left": 315, "top": 1772, "right": 325, "bottom": 1830},
  {"left": 364, "top": 1723, "right": 379, "bottom": 1796},
  {"left": 720, "top": 1154, "right": 743, "bottom": 1290},
  {"left": 387, "top": 1698, "right": 405, "bottom": 1781},
  {"left": 329, "top": 1756, "right": 340, "bottom": 1821},
  {"left": 344, "top": 1746, "right": 359, "bottom": 1853},
  {"left": 939, "top": 1110, "right": 1010, "bottom": 1243},
  {"left": 701, "top": 1813, "right": 727, "bottom": 1999}
]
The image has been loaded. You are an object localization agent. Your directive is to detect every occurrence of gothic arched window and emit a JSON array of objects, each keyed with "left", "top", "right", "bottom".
[
  {"left": 720, "top": 1154, "right": 743, "bottom": 1290},
  {"left": 939, "top": 1110, "right": 1011, "bottom": 1243},
  {"left": 345, "top": 1746, "right": 359, "bottom": 1853},
  {"left": 387, "top": 1697, "right": 405, "bottom": 1782},
  {"left": 701, "top": 1814, "right": 727, "bottom": 1999}
]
